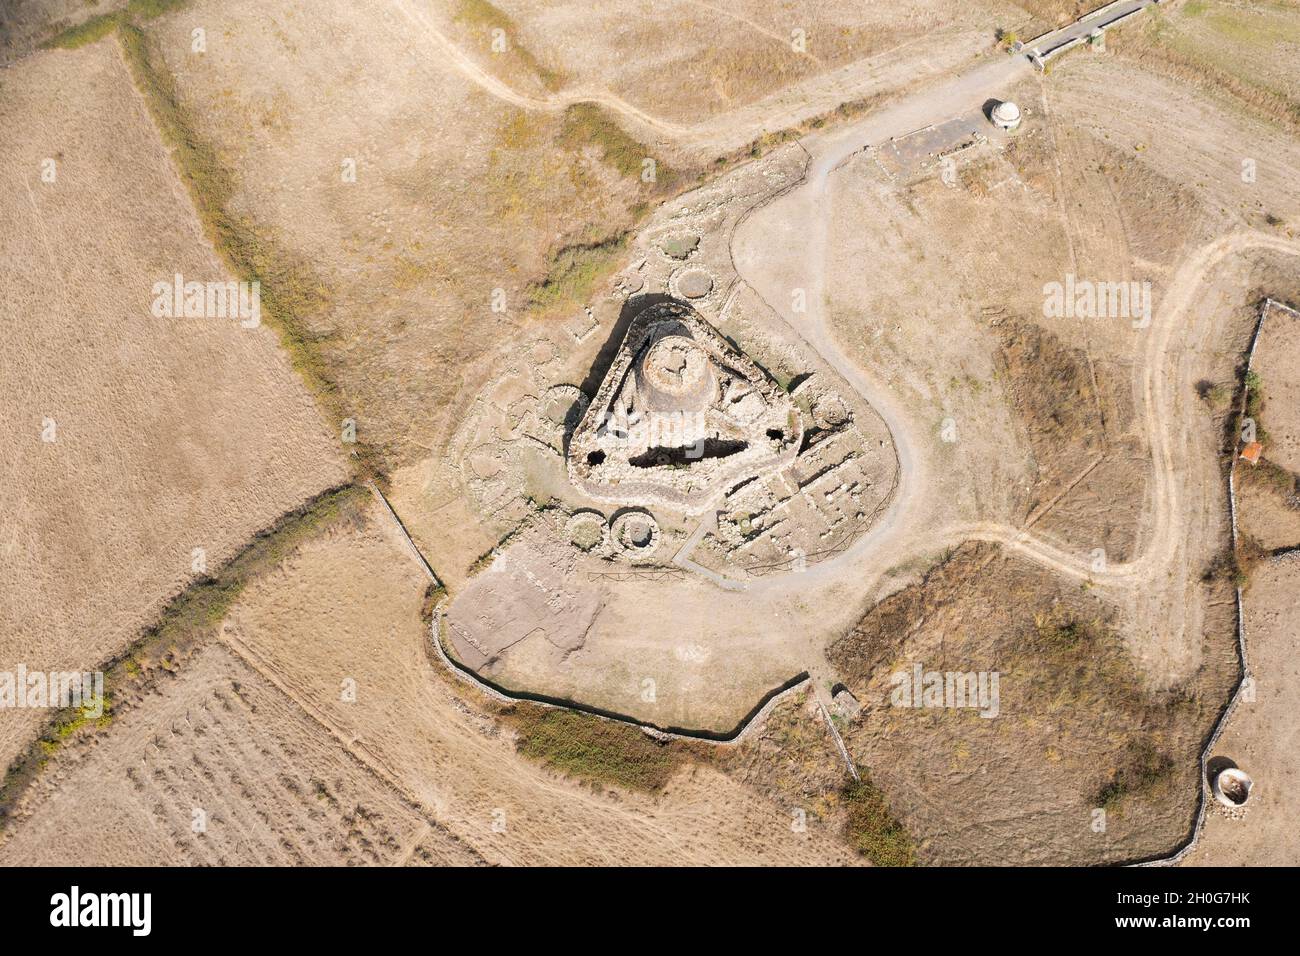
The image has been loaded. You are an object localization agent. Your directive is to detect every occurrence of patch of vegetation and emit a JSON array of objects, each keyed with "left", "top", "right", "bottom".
[
  {"left": 558, "top": 103, "right": 677, "bottom": 189},
  {"left": 453, "top": 0, "right": 566, "bottom": 91},
  {"left": 496, "top": 109, "right": 543, "bottom": 151},
  {"left": 419, "top": 581, "right": 448, "bottom": 626},
  {"left": 466, "top": 548, "right": 499, "bottom": 577},
  {"left": 843, "top": 774, "right": 916, "bottom": 866},
  {"left": 41, "top": 13, "right": 119, "bottom": 49},
  {"left": 525, "top": 232, "right": 628, "bottom": 315},
  {"left": 1021, "top": 605, "right": 1181, "bottom": 727},
  {"left": 465, "top": 522, "right": 527, "bottom": 577},
  {"left": 569, "top": 521, "right": 604, "bottom": 552},
  {"left": 1244, "top": 369, "right": 1262, "bottom": 411},
  {"left": 41, "top": 0, "right": 188, "bottom": 48},
  {"left": 997, "top": 319, "right": 1106, "bottom": 453},
  {"left": 0, "top": 484, "right": 366, "bottom": 829},
  {"left": 1232, "top": 533, "right": 1276, "bottom": 590},
  {"left": 117, "top": 22, "right": 379, "bottom": 476},
  {"left": 1092, "top": 739, "right": 1175, "bottom": 813},
  {"left": 1246, "top": 457, "right": 1298, "bottom": 498},
  {"left": 1030, "top": 609, "right": 1145, "bottom": 696},
  {"left": 660, "top": 236, "right": 699, "bottom": 260},
  {"left": 1034, "top": 613, "right": 1094, "bottom": 651},
  {"left": 127, "top": 0, "right": 189, "bottom": 19},
  {"left": 1195, "top": 378, "right": 1231, "bottom": 409},
  {"left": 1240, "top": 368, "right": 1269, "bottom": 444},
  {"left": 503, "top": 704, "right": 687, "bottom": 791}
]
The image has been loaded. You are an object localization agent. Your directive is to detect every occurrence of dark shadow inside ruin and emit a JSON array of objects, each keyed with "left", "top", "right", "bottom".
[
  {"left": 628, "top": 438, "right": 748, "bottom": 468},
  {"left": 579, "top": 292, "right": 676, "bottom": 400}
]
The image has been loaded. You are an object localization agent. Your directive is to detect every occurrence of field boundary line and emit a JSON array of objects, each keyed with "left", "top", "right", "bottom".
[
  {"left": 1128, "top": 296, "right": 1282, "bottom": 867},
  {"left": 368, "top": 481, "right": 442, "bottom": 587}
]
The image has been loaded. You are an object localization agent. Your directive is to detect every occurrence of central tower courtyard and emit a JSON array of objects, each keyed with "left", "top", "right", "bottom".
[{"left": 567, "top": 300, "right": 803, "bottom": 514}]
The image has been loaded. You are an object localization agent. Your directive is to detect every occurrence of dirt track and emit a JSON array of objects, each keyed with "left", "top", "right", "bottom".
[
  {"left": 389, "top": 0, "right": 998, "bottom": 154},
  {"left": 733, "top": 62, "right": 1300, "bottom": 679}
]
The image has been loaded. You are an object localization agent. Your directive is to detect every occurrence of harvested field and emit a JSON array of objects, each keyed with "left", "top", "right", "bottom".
[
  {"left": 0, "top": 643, "right": 482, "bottom": 865},
  {"left": 0, "top": 39, "right": 347, "bottom": 773},
  {"left": 0, "top": 491, "right": 863, "bottom": 864},
  {"left": 1110, "top": 0, "right": 1300, "bottom": 136},
  {"left": 1052, "top": 48, "right": 1300, "bottom": 232}
]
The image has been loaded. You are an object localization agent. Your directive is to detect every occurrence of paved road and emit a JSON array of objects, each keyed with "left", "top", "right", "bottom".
[{"left": 1028, "top": 0, "right": 1159, "bottom": 60}]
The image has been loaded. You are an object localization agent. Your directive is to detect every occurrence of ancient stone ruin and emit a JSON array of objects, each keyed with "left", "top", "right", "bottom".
[{"left": 567, "top": 299, "right": 802, "bottom": 514}]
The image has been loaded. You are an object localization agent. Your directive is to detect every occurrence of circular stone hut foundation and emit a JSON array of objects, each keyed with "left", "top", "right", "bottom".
[
  {"left": 565, "top": 509, "right": 610, "bottom": 553},
  {"left": 673, "top": 268, "right": 715, "bottom": 300},
  {"left": 611, "top": 509, "right": 661, "bottom": 556},
  {"left": 539, "top": 384, "right": 589, "bottom": 437}
]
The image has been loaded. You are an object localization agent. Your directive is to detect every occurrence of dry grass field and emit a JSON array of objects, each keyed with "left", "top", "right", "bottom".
[
  {"left": 0, "top": 38, "right": 347, "bottom": 774},
  {"left": 3, "top": 0, "right": 1299, "bottom": 869},
  {"left": 830, "top": 544, "right": 1237, "bottom": 864},
  {"left": 446, "top": 0, "right": 1030, "bottom": 124},
  {"left": 1111, "top": 0, "right": 1300, "bottom": 137},
  {"left": 137, "top": 0, "right": 690, "bottom": 476},
  {"left": 0, "top": 0, "right": 125, "bottom": 61},
  {"left": 128, "top": 0, "right": 1040, "bottom": 479}
]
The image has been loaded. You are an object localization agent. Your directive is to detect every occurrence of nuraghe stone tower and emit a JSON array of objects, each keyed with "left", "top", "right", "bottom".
[{"left": 567, "top": 300, "right": 803, "bottom": 513}]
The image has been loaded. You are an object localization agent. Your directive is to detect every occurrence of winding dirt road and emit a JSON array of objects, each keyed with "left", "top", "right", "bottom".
[
  {"left": 387, "top": 0, "right": 997, "bottom": 154},
  {"left": 734, "top": 92, "right": 1300, "bottom": 604},
  {"left": 411, "top": 0, "right": 1300, "bottom": 691}
]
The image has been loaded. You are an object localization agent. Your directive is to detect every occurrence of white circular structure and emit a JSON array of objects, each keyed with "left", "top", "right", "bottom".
[
  {"left": 991, "top": 100, "right": 1022, "bottom": 131},
  {"left": 1212, "top": 767, "right": 1253, "bottom": 808}
]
